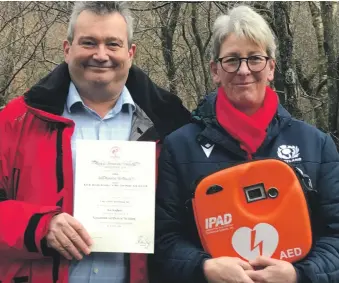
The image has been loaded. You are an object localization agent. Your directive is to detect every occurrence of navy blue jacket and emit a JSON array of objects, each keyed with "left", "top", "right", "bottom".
[{"left": 152, "top": 93, "right": 339, "bottom": 283}]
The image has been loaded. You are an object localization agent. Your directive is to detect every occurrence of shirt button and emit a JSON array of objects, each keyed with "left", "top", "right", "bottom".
[{"left": 93, "top": 268, "right": 99, "bottom": 274}]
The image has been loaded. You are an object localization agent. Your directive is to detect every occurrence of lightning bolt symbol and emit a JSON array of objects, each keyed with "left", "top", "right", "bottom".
[{"left": 251, "top": 229, "right": 263, "bottom": 256}]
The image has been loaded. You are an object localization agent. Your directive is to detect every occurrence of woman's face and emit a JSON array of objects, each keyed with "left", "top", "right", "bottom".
[{"left": 211, "top": 34, "right": 275, "bottom": 115}]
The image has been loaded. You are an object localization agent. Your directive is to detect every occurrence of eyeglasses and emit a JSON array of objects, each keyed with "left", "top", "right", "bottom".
[{"left": 217, "top": 55, "right": 270, "bottom": 73}]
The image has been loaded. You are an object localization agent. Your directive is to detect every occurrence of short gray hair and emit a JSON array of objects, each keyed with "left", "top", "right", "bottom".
[
  {"left": 211, "top": 5, "right": 276, "bottom": 61},
  {"left": 67, "top": 1, "right": 134, "bottom": 47}
]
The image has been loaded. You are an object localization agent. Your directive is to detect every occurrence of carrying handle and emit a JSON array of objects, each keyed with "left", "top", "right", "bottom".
[{"left": 294, "top": 167, "right": 317, "bottom": 194}]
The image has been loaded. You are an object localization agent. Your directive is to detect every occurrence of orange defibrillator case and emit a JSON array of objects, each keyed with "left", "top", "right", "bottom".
[{"left": 192, "top": 158, "right": 314, "bottom": 263}]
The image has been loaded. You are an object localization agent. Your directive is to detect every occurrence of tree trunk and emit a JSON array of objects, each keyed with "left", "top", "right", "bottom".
[
  {"left": 321, "top": 2, "right": 339, "bottom": 138},
  {"left": 273, "top": 2, "right": 302, "bottom": 119},
  {"left": 157, "top": 2, "right": 181, "bottom": 95},
  {"left": 306, "top": 1, "right": 328, "bottom": 130},
  {"left": 190, "top": 3, "right": 212, "bottom": 97}
]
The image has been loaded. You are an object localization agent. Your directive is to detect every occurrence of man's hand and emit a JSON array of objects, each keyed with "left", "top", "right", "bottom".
[
  {"left": 203, "top": 257, "right": 255, "bottom": 283},
  {"left": 46, "top": 213, "right": 93, "bottom": 260},
  {"left": 246, "top": 256, "right": 297, "bottom": 283}
]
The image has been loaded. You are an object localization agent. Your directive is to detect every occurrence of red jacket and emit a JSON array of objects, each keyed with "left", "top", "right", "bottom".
[{"left": 0, "top": 63, "right": 191, "bottom": 283}]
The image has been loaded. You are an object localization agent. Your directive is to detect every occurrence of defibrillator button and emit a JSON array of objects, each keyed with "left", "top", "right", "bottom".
[
  {"left": 206, "top": 185, "right": 223, "bottom": 195},
  {"left": 268, "top": 187, "right": 279, "bottom": 198}
]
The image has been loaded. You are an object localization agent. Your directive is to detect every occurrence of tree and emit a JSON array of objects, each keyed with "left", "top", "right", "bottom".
[
  {"left": 273, "top": 2, "right": 302, "bottom": 119},
  {"left": 0, "top": 2, "right": 68, "bottom": 106},
  {"left": 155, "top": 2, "right": 181, "bottom": 95},
  {"left": 321, "top": 2, "right": 339, "bottom": 138},
  {"left": 1, "top": 1, "right": 339, "bottom": 146}
]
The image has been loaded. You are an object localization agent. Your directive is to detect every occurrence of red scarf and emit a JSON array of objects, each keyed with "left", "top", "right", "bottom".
[{"left": 216, "top": 86, "right": 278, "bottom": 158}]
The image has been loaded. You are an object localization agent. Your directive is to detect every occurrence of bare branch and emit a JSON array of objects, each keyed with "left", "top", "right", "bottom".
[
  {"left": 212, "top": 1, "right": 229, "bottom": 13},
  {"left": 0, "top": 11, "right": 57, "bottom": 96},
  {"left": 0, "top": 2, "right": 32, "bottom": 34},
  {"left": 203, "top": 2, "right": 213, "bottom": 54},
  {"left": 315, "top": 79, "right": 328, "bottom": 97},
  {"left": 131, "top": 2, "right": 171, "bottom": 12},
  {"left": 182, "top": 20, "right": 200, "bottom": 98},
  {"left": 191, "top": 3, "right": 209, "bottom": 95}
]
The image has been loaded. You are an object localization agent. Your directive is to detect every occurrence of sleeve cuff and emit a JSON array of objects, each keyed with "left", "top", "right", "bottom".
[{"left": 24, "top": 209, "right": 60, "bottom": 255}]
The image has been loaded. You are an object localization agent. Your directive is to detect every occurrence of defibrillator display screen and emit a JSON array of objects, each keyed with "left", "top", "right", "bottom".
[{"left": 244, "top": 184, "right": 267, "bottom": 203}]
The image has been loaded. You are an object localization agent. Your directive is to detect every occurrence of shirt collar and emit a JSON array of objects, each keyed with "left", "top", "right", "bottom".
[{"left": 66, "top": 82, "right": 136, "bottom": 114}]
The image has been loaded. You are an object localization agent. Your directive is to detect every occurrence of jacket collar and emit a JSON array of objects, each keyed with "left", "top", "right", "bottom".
[
  {"left": 192, "top": 91, "right": 292, "bottom": 128},
  {"left": 24, "top": 62, "right": 191, "bottom": 139},
  {"left": 24, "top": 62, "right": 70, "bottom": 116},
  {"left": 192, "top": 91, "right": 293, "bottom": 157}
]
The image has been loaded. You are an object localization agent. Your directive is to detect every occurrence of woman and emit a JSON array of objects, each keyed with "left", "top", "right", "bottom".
[{"left": 151, "top": 5, "right": 339, "bottom": 283}]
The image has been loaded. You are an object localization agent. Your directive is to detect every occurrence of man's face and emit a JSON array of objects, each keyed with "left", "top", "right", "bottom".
[{"left": 64, "top": 11, "right": 136, "bottom": 92}]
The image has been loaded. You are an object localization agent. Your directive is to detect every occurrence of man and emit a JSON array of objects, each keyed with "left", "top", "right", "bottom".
[{"left": 0, "top": 2, "right": 190, "bottom": 283}]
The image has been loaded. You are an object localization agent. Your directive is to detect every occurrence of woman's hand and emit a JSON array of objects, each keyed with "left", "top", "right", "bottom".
[
  {"left": 203, "top": 257, "right": 255, "bottom": 283},
  {"left": 246, "top": 256, "right": 297, "bottom": 283}
]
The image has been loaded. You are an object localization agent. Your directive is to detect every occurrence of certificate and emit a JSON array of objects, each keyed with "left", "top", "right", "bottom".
[{"left": 73, "top": 140, "right": 156, "bottom": 254}]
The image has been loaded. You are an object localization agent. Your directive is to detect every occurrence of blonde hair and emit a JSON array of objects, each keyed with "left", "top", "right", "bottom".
[{"left": 211, "top": 5, "right": 276, "bottom": 61}]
